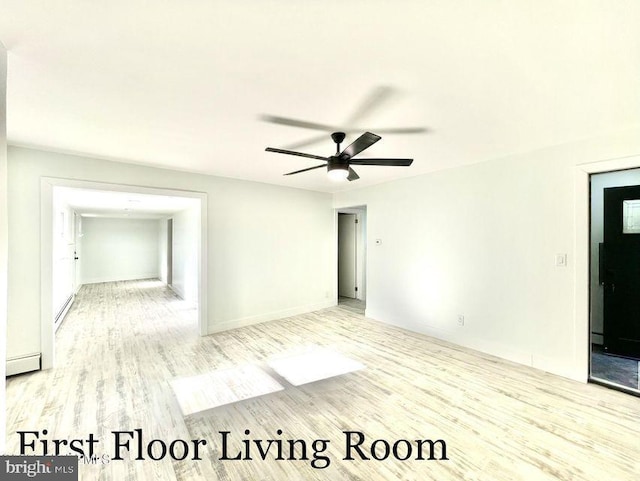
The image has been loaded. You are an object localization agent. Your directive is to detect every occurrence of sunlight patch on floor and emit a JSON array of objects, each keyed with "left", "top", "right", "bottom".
[
  {"left": 170, "top": 365, "right": 284, "bottom": 415},
  {"left": 267, "top": 346, "right": 365, "bottom": 386}
]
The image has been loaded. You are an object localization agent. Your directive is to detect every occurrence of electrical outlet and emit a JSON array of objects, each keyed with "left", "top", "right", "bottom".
[{"left": 457, "top": 315, "right": 465, "bottom": 326}]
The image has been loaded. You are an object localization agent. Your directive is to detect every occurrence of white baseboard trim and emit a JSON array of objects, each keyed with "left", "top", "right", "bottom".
[
  {"left": 208, "top": 300, "right": 336, "bottom": 334},
  {"left": 7, "top": 353, "right": 41, "bottom": 376},
  {"left": 168, "top": 284, "right": 184, "bottom": 300}
]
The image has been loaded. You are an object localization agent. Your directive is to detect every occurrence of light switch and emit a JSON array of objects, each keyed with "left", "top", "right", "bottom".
[{"left": 555, "top": 253, "right": 567, "bottom": 267}]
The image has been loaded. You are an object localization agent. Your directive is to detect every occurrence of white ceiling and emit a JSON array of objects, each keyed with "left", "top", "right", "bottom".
[
  {"left": 2, "top": 1, "right": 639, "bottom": 193},
  {"left": 55, "top": 187, "right": 198, "bottom": 219}
]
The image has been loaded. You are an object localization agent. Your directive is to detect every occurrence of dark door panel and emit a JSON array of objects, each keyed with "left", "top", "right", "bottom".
[{"left": 603, "top": 186, "right": 640, "bottom": 358}]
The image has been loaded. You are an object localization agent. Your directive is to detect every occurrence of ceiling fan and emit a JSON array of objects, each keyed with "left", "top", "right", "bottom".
[{"left": 265, "top": 131, "right": 413, "bottom": 182}]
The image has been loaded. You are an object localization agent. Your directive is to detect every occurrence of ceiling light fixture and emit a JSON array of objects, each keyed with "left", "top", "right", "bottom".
[{"left": 327, "top": 165, "right": 349, "bottom": 182}]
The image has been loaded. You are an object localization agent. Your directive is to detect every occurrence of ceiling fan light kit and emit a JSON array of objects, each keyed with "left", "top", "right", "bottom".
[
  {"left": 265, "top": 131, "right": 414, "bottom": 182},
  {"left": 327, "top": 164, "right": 349, "bottom": 182}
]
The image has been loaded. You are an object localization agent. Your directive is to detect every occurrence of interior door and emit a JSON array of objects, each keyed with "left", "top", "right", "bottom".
[
  {"left": 338, "top": 213, "right": 357, "bottom": 298},
  {"left": 52, "top": 209, "right": 76, "bottom": 325},
  {"left": 73, "top": 213, "right": 81, "bottom": 291},
  {"left": 602, "top": 185, "right": 640, "bottom": 357}
]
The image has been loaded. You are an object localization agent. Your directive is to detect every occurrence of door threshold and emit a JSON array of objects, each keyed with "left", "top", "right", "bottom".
[{"left": 589, "top": 376, "right": 640, "bottom": 397}]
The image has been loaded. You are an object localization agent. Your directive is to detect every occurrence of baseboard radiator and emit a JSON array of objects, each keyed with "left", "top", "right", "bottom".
[{"left": 7, "top": 353, "right": 41, "bottom": 376}]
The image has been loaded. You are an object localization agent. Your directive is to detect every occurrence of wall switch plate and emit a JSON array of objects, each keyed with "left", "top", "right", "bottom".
[
  {"left": 375, "top": 239, "right": 382, "bottom": 245},
  {"left": 457, "top": 315, "right": 464, "bottom": 326},
  {"left": 555, "top": 253, "right": 567, "bottom": 267}
]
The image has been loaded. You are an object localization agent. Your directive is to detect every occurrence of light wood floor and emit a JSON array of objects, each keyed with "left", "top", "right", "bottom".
[
  {"left": 338, "top": 296, "right": 365, "bottom": 315},
  {"left": 6, "top": 280, "right": 640, "bottom": 480}
]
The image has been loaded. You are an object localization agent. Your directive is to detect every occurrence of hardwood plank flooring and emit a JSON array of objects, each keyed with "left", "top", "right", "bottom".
[
  {"left": 338, "top": 296, "right": 365, "bottom": 315},
  {"left": 6, "top": 280, "right": 640, "bottom": 480}
]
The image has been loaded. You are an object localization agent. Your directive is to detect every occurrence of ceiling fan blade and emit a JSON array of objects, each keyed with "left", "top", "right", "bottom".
[
  {"left": 283, "top": 164, "right": 327, "bottom": 176},
  {"left": 265, "top": 147, "right": 329, "bottom": 161},
  {"left": 282, "top": 126, "right": 427, "bottom": 151},
  {"left": 349, "top": 158, "right": 413, "bottom": 166},
  {"left": 347, "top": 167, "right": 360, "bottom": 181},
  {"left": 372, "top": 127, "right": 428, "bottom": 134},
  {"left": 344, "top": 85, "right": 395, "bottom": 125},
  {"left": 340, "top": 132, "right": 381, "bottom": 159},
  {"left": 283, "top": 133, "right": 334, "bottom": 150},
  {"left": 260, "top": 115, "right": 343, "bottom": 132}
]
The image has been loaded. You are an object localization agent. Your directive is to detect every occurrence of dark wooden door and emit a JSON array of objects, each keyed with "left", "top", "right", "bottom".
[{"left": 602, "top": 185, "right": 640, "bottom": 357}]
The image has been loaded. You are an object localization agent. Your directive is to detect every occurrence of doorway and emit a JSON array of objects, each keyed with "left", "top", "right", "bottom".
[
  {"left": 41, "top": 178, "right": 208, "bottom": 370},
  {"left": 337, "top": 207, "right": 366, "bottom": 314},
  {"left": 590, "top": 169, "right": 640, "bottom": 393}
]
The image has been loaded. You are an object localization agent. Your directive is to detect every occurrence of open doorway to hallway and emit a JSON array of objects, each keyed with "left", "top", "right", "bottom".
[
  {"left": 337, "top": 206, "right": 366, "bottom": 315},
  {"left": 590, "top": 168, "right": 640, "bottom": 394},
  {"left": 30, "top": 180, "right": 207, "bottom": 374}
]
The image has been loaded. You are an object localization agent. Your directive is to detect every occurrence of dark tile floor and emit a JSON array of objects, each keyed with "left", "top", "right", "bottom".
[{"left": 591, "top": 344, "right": 640, "bottom": 391}]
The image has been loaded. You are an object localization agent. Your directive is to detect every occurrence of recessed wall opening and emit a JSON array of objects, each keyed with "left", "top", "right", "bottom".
[
  {"left": 336, "top": 206, "right": 366, "bottom": 315},
  {"left": 589, "top": 168, "right": 640, "bottom": 395},
  {"left": 38, "top": 179, "right": 207, "bottom": 372}
]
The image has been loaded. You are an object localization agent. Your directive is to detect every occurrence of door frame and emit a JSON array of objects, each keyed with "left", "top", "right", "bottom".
[
  {"left": 40, "top": 177, "right": 208, "bottom": 369},
  {"left": 336, "top": 206, "right": 367, "bottom": 305},
  {"left": 51, "top": 203, "right": 77, "bottom": 333},
  {"left": 576, "top": 154, "right": 640, "bottom": 383},
  {"left": 337, "top": 213, "right": 358, "bottom": 299},
  {"left": 166, "top": 218, "right": 173, "bottom": 287}
]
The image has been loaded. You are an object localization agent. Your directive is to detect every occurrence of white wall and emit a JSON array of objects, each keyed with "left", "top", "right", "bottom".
[
  {"left": 589, "top": 168, "right": 640, "bottom": 345},
  {"left": 0, "top": 41, "right": 8, "bottom": 452},
  {"left": 171, "top": 206, "right": 199, "bottom": 304},
  {"left": 7, "top": 147, "right": 335, "bottom": 361},
  {"left": 80, "top": 217, "right": 160, "bottom": 284},
  {"left": 335, "top": 128, "right": 640, "bottom": 381}
]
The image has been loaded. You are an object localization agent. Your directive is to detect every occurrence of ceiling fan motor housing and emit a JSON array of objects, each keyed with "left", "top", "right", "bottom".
[{"left": 327, "top": 156, "right": 349, "bottom": 173}]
